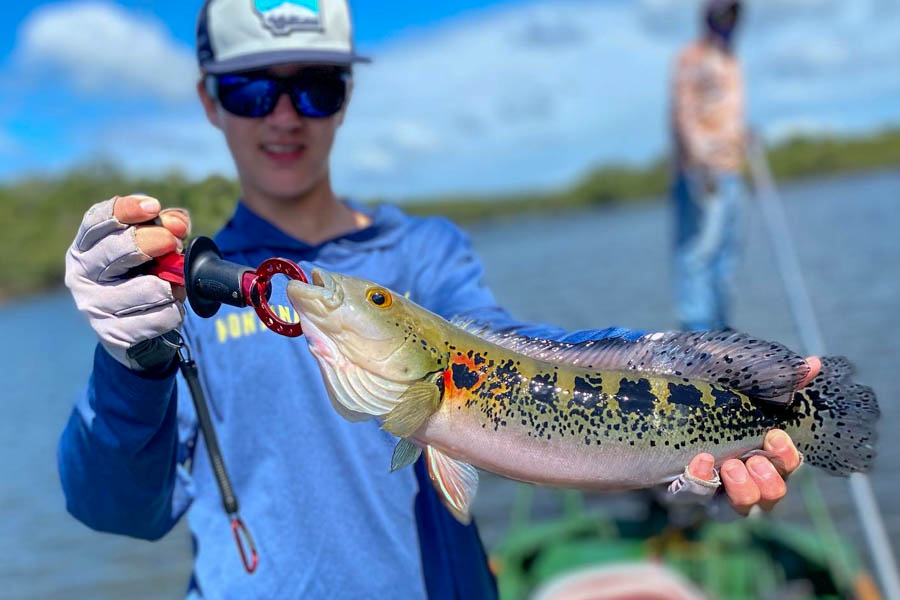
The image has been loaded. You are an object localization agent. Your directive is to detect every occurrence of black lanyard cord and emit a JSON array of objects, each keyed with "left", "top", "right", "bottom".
[{"left": 162, "top": 331, "right": 258, "bottom": 573}]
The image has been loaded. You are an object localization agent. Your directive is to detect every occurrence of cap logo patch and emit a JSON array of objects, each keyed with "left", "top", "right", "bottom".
[{"left": 253, "top": 0, "right": 322, "bottom": 35}]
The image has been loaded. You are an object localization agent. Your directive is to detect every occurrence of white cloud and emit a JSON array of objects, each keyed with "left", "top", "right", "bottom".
[
  {"left": 7, "top": 0, "right": 899, "bottom": 197},
  {"left": 330, "top": 0, "right": 900, "bottom": 199},
  {"left": 86, "top": 112, "right": 235, "bottom": 179},
  {"left": 16, "top": 1, "right": 197, "bottom": 102},
  {"left": 333, "top": 1, "right": 676, "bottom": 198}
]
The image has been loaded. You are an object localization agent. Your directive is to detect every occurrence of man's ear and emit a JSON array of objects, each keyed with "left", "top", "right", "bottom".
[{"left": 197, "top": 78, "right": 222, "bottom": 130}]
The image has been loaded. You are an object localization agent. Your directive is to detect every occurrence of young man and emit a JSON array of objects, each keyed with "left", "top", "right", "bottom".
[
  {"left": 671, "top": 0, "right": 746, "bottom": 331},
  {"left": 60, "top": 0, "right": 802, "bottom": 597}
]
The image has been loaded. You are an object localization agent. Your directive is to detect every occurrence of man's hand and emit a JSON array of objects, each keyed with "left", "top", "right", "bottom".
[
  {"left": 687, "top": 428, "right": 802, "bottom": 515},
  {"left": 65, "top": 195, "right": 191, "bottom": 370}
]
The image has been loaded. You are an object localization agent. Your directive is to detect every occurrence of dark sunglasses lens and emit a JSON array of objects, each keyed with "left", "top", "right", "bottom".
[
  {"left": 218, "top": 76, "right": 279, "bottom": 117},
  {"left": 290, "top": 75, "right": 346, "bottom": 118}
]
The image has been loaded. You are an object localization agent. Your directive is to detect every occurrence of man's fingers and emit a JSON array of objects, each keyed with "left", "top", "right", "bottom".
[
  {"left": 797, "top": 356, "right": 822, "bottom": 389},
  {"left": 746, "top": 455, "right": 787, "bottom": 511},
  {"left": 721, "top": 459, "right": 760, "bottom": 516},
  {"left": 687, "top": 453, "right": 716, "bottom": 481},
  {"left": 135, "top": 226, "right": 180, "bottom": 258},
  {"left": 160, "top": 212, "right": 190, "bottom": 239},
  {"left": 722, "top": 431, "right": 798, "bottom": 516},
  {"left": 763, "top": 429, "right": 801, "bottom": 476},
  {"left": 113, "top": 195, "right": 162, "bottom": 224}
]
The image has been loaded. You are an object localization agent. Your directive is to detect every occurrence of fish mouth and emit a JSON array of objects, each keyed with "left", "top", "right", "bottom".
[
  {"left": 287, "top": 268, "right": 341, "bottom": 313},
  {"left": 287, "top": 269, "right": 342, "bottom": 363}
]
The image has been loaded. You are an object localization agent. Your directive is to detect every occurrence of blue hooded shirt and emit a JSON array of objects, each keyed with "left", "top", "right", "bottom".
[{"left": 58, "top": 201, "right": 640, "bottom": 598}]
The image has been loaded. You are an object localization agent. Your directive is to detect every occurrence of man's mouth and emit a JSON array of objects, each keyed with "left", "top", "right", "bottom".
[{"left": 260, "top": 143, "right": 306, "bottom": 161}]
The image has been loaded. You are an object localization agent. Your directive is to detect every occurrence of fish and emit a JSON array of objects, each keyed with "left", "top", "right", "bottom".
[{"left": 286, "top": 269, "right": 880, "bottom": 523}]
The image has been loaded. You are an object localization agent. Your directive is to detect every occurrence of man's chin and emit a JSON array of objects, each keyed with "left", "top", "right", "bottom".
[{"left": 258, "top": 177, "right": 319, "bottom": 202}]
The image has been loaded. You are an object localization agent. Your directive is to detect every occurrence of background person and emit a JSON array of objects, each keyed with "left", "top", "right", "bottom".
[
  {"left": 59, "top": 0, "right": 801, "bottom": 597},
  {"left": 670, "top": 0, "right": 746, "bottom": 331}
]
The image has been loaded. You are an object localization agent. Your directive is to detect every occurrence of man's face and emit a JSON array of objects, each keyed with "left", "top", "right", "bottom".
[{"left": 198, "top": 64, "right": 350, "bottom": 203}]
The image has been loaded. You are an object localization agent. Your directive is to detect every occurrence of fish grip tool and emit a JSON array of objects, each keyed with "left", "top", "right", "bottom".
[
  {"left": 153, "top": 236, "right": 307, "bottom": 337},
  {"left": 149, "top": 237, "right": 311, "bottom": 574}
]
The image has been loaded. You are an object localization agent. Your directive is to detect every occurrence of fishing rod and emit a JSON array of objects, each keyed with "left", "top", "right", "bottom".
[
  {"left": 746, "top": 135, "right": 900, "bottom": 600},
  {"left": 149, "top": 238, "right": 310, "bottom": 573}
]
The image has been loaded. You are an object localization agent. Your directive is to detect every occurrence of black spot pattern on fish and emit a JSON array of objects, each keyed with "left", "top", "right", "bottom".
[
  {"left": 711, "top": 387, "right": 741, "bottom": 408},
  {"left": 668, "top": 382, "right": 703, "bottom": 408},
  {"left": 393, "top": 317, "right": 446, "bottom": 367},
  {"left": 453, "top": 341, "right": 819, "bottom": 457},
  {"left": 451, "top": 363, "right": 480, "bottom": 390},
  {"left": 617, "top": 378, "right": 656, "bottom": 415},
  {"left": 574, "top": 375, "right": 602, "bottom": 397},
  {"left": 529, "top": 373, "right": 558, "bottom": 411}
]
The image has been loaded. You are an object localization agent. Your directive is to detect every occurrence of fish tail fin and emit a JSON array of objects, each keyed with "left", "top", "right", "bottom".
[{"left": 788, "top": 356, "right": 879, "bottom": 475}]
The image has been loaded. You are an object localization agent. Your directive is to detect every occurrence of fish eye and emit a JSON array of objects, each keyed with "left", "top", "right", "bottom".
[{"left": 366, "top": 288, "right": 392, "bottom": 308}]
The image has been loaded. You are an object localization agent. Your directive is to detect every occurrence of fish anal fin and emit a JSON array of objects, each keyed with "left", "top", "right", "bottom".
[
  {"left": 425, "top": 446, "right": 479, "bottom": 525},
  {"left": 390, "top": 438, "right": 422, "bottom": 472},
  {"left": 381, "top": 380, "right": 441, "bottom": 438}
]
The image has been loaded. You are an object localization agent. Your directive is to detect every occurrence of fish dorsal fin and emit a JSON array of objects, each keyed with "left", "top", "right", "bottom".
[
  {"left": 425, "top": 446, "right": 479, "bottom": 524},
  {"left": 454, "top": 323, "right": 809, "bottom": 403}
]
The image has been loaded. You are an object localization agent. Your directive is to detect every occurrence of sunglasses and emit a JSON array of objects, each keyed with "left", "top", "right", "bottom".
[{"left": 209, "top": 68, "right": 349, "bottom": 119}]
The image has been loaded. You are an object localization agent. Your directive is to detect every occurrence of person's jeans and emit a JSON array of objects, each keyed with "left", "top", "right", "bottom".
[{"left": 672, "top": 168, "right": 745, "bottom": 331}]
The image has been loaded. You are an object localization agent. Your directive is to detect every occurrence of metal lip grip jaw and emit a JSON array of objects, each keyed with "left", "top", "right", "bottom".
[{"left": 151, "top": 236, "right": 307, "bottom": 336}]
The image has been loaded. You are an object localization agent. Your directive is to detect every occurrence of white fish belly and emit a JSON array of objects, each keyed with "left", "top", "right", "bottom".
[
  {"left": 420, "top": 409, "right": 666, "bottom": 490},
  {"left": 417, "top": 405, "right": 762, "bottom": 490}
]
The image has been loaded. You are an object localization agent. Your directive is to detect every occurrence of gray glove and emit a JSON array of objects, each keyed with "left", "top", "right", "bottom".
[
  {"left": 666, "top": 463, "right": 721, "bottom": 504},
  {"left": 65, "top": 197, "right": 185, "bottom": 371}
]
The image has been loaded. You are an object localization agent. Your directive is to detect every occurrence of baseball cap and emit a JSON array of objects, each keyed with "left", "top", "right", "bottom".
[{"left": 196, "top": 0, "right": 370, "bottom": 74}]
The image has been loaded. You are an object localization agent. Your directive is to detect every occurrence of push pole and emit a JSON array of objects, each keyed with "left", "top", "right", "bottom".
[{"left": 745, "top": 135, "right": 900, "bottom": 600}]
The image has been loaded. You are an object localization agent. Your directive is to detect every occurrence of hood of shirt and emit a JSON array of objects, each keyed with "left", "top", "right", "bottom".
[{"left": 214, "top": 200, "right": 413, "bottom": 262}]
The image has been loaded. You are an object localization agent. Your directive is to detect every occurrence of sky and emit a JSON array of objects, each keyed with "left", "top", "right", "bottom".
[{"left": 2, "top": 0, "right": 900, "bottom": 199}]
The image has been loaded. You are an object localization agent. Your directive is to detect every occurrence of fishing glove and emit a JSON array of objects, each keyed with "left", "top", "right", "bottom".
[
  {"left": 666, "top": 464, "right": 721, "bottom": 503},
  {"left": 65, "top": 197, "right": 186, "bottom": 371}
]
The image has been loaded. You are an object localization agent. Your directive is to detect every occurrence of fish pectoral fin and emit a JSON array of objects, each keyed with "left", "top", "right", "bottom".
[
  {"left": 425, "top": 446, "right": 479, "bottom": 525},
  {"left": 381, "top": 380, "right": 441, "bottom": 438},
  {"left": 390, "top": 438, "right": 422, "bottom": 472}
]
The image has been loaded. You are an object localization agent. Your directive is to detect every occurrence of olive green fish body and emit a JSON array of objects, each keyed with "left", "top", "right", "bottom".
[
  {"left": 286, "top": 269, "right": 879, "bottom": 521},
  {"left": 418, "top": 328, "right": 808, "bottom": 489}
]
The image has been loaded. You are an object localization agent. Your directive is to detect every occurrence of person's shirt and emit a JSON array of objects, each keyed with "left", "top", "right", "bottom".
[
  {"left": 671, "top": 39, "right": 745, "bottom": 173},
  {"left": 58, "top": 200, "right": 641, "bottom": 599}
]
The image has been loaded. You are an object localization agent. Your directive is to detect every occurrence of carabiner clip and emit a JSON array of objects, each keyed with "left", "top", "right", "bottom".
[{"left": 231, "top": 515, "right": 259, "bottom": 574}]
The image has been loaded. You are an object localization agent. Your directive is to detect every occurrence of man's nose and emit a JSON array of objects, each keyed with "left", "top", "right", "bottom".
[{"left": 267, "top": 92, "right": 303, "bottom": 126}]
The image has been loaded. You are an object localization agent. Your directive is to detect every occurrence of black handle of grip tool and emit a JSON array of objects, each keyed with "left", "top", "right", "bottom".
[
  {"left": 184, "top": 236, "right": 259, "bottom": 319},
  {"left": 177, "top": 352, "right": 239, "bottom": 515}
]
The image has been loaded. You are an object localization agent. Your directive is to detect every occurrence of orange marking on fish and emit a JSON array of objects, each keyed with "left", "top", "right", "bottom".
[{"left": 443, "top": 354, "right": 487, "bottom": 400}]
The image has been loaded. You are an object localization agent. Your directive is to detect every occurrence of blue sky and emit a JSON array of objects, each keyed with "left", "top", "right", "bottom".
[{"left": 3, "top": 0, "right": 900, "bottom": 198}]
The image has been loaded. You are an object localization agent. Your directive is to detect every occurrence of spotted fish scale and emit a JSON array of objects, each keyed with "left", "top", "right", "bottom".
[
  {"left": 286, "top": 269, "right": 880, "bottom": 520},
  {"left": 419, "top": 329, "right": 821, "bottom": 490}
]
